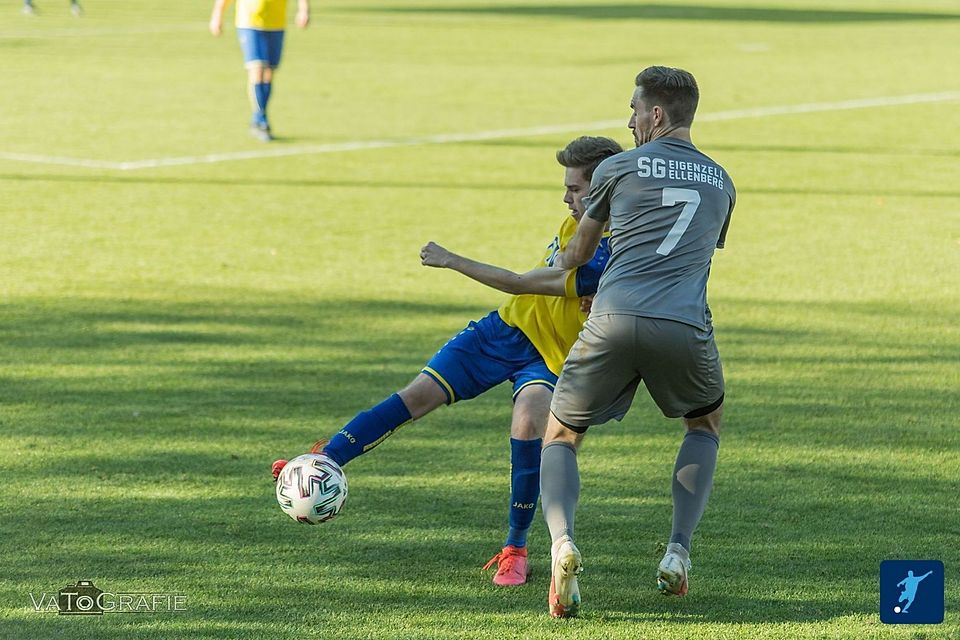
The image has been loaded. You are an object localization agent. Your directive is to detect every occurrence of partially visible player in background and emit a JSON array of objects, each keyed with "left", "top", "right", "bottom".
[
  {"left": 22, "top": 0, "right": 81, "bottom": 15},
  {"left": 272, "top": 136, "right": 623, "bottom": 587},
  {"left": 209, "top": 0, "right": 309, "bottom": 141}
]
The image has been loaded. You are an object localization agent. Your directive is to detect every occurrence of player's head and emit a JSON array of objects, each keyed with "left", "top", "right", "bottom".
[
  {"left": 629, "top": 66, "right": 699, "bottom": 147},
  {"left": 556, "top": 136, "right": 624, "bottom": 221}
]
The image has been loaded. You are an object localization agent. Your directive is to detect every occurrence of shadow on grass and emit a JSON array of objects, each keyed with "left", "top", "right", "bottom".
[
  {"left": 1, "top": 292, "right": 957, "bottom": 629},
  {"left": 362, "top": 3, "right": 960, "bottom": 23}
]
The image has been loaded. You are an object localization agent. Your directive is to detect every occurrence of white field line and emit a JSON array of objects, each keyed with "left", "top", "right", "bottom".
[{"left": 2, "top": 91, "right": 958, "bottom": 171}]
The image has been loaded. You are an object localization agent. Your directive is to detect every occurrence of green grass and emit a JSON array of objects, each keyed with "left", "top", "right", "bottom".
[{"left": 2, "top": 0, "right": 959, "bottom": 637}]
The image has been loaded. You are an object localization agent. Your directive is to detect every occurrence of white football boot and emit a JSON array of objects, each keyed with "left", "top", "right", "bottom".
[
  {"left": 548, "top": 535, "right": 582, "bottom": 618},
  {"left": 657, "top": 542, "right": 691, "bottom": 596}
]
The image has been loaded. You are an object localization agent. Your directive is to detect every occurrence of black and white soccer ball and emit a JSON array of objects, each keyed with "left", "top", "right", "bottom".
[{"left": 275, "top": 454, "right": 348, "bottom": 524}]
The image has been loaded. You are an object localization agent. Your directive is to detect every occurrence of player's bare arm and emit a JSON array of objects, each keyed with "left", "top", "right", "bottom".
[
  {"left": 421, "top": 241, "right": 570, "bottom": 297},
  {"left": 295, "top": 0, "right": 310, "bottom": 28},
  {"left": 209, "top": 0, "right": 234, "bottom": 36},
  {"left": 553, "top": 215, "right": 605, "bottom": 269}
]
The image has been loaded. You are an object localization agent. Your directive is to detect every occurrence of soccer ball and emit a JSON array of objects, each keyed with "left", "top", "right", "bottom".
[{"left": 275, "top": 454, "right": 348, "bottom": 524}]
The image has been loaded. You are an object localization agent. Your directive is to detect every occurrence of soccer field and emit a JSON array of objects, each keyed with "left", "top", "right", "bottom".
[{"left": 2, "top": 0, "right": 959, "bottom": 637}]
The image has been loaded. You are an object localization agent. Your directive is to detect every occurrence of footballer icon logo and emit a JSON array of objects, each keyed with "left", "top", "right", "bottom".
[{"left": 880, "top": 560, "right": 944, "bottom": 624}]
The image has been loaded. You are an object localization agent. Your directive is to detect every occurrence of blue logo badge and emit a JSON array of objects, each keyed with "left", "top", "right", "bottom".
[{"left": 880, "top": 560, "right": 944, "bottom": 624}]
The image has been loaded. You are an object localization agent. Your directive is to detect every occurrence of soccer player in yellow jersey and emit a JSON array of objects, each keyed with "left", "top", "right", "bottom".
[
  {"left": 209, "top": 0, "right": 310, "bottom": 141},
  {"left": 272, "top": 136, "right": 623, "bottom": 586}
]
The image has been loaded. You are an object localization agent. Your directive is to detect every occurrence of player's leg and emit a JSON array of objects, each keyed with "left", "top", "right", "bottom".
[
  {"left": 317, "top": 373, "right": 446, "bottom": 467},
  {"left": 637, "top": 317, "right": 725, "bottom": 596},
  {"left": 272, "top": 373, "right": 448, "bottom": 481},
  {"left": 506, "top": 384, "right": 550, "bottom": 548},
  {"left": 236, "top": 28, "right": 272, "bottom": 139},
  {"left": 22, "top": 0, "right": 36, "bottom": 15},
  {"left": 70, "top": 0, "right": 81, "bottom": 16},
  {"left": 259, "top": 66, "right": 274, "bottom": 128},
  {"left": 247, "top": 62, "right": 271, "bottom": 138},
  {"left": 657, "top": 402, "right": 722, "bottom": 596},
  {"left": 252, "top": 31, "right": 283, "bottom": 136},
  {"left": 541, "top": 314, "right": 643, "bottom": 617},
  {"left": 483, "top": 383, "right": 551, "bottom": 586},
  {"left": 312, "top": 311, "right": 517, "bottom": 471},
  {"left": 671, "top": 403, "right": 722, "bottom": 550},
  {"left": 540, "top": 414, "right": 585, "bottom": 618}
]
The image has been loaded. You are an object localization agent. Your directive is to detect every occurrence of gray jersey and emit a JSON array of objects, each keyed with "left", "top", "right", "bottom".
[{"left": 583, "top": 137, "right": 735, "bottom": 329}]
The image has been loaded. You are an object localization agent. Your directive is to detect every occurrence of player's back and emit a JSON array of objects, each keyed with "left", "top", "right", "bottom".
[{"left": 586, "top": 137, "right": 735, "bottom": 330}]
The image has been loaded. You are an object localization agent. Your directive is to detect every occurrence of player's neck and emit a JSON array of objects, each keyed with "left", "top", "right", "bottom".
[
  {"left": 648, "top": 125, "right": 692, "bottom": 145},
  {"left": 658, "top": 127, "right": 692, "bottom": 143}
]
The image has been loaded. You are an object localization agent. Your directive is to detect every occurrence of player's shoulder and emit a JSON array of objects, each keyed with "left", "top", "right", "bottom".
[
  {"left": 593, "top": 146, "right": 639, "bottom": 177},
  {"left": 679, "top": 140, "right": 737, "bottom": 196},
  {"left": 553, "top": 214, "right": 578, "bottom": 244}
]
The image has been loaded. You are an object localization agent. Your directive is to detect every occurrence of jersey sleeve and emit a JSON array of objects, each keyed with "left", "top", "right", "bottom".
[
  {"left": 565, "top": 236, "right": 610, "bottom": 297},
  {"left": 716, "top": 183, "right": 736, "bottom": 249},
  {"left": 583, "top": 159, "right": 618, "bottom": 223}
]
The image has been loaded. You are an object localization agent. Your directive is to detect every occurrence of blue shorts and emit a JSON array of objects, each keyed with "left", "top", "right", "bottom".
[
  {"left": 422, "top": 311, "right": 557, "bottom": 404},
  {"left": 237, "top": 28, "right": 284, "bottom": 68}
]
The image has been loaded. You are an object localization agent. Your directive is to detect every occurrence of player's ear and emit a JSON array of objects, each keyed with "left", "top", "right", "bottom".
[{"left": 653, "top": 105, "right": 665, "bottom": 127}]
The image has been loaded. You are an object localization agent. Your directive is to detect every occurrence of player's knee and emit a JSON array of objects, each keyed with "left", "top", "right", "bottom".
[
  {"left": 398, "top": 375, "right": 447, "bottom": 419},
  {"left": 682, "top": 395, "right": 723, "bottom": 435},
  {"left": 682, "top": 405, "right": 722, "bottom": 435},
  {"left": 543, "top": 412, "right": 585, "bottom": 448},
  {"left": 510, "top": 415, "right": 544, "bottom": 440},
  {"left": 247, "top": 64, "right": 265, "bottom": 83},
  {"left": 510, "top": 388, "right": 551, "bottom": 440}
]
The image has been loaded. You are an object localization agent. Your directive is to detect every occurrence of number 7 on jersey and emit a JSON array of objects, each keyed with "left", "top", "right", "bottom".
[{"left": 656, "top": 188, "right": 701, "bottom": 256}]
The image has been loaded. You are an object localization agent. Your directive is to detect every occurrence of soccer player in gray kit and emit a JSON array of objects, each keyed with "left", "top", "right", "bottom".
[{"left": 462, "top": 66, "right": 735, "bottom": 617}]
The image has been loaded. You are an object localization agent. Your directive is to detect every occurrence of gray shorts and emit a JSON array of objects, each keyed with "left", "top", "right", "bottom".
[{"left": 550, "top": 314, "right": 724, "bottom": 427}]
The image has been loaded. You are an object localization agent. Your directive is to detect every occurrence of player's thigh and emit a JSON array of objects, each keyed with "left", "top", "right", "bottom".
[
  {"left": 636, "top": 318, "right": 724, "bottom": 419},
  {"left": 422, "top": 311, "right": 538, "bottom": 405},
  {"left": 550, "top": 314, "right": 643, "bottom": 430},
  {"left": 238, "top": 28, "right": 267, "bottom": 68},
  {"left": 263, "top": 30, "right": 284, "bottom": 69},
  {"left": 510, "top": 384, "right": 553, "bottom": 440}
]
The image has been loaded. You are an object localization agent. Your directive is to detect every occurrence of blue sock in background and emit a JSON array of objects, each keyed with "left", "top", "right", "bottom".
[
  {"left": 322, "top": 394, "right": 412, "bottom": 466},
  {"left": 262, "top": 82, "right": 272, "bottom": 110},
  {"left": 252, "top": 82, "right": 268, "bottom": 125},
  {"left": 505, "top": 437, "right": 542, "bottom": 548}
]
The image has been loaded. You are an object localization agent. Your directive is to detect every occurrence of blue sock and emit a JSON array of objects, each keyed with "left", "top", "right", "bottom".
[
  {"left": 262, "top": 82, "right": 272, "bottom": 108},
  {"left": 322, "top": 394, "right": 412, "bottom": 467},
  {"left": 505, "top": 438, "right": 542, "bottom": 548},
  {"left": 252, "top": 83, "right": 268, "bottom": 125}
]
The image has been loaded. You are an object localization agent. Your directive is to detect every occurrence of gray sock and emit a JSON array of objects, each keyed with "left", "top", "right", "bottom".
[
  {"left": 540, "top": 442, "right": 579, "bottom": 543},
  {"left": 670, "top": 430, "right": 719, "bottom": 551}
]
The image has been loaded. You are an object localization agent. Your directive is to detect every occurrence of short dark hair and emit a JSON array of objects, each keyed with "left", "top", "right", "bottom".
[
  {"left": 556, "top": 136, "right": 624, "bottom": 180},
  {"left": 635, "top": 66, "right": 699, "bottom": 128}
]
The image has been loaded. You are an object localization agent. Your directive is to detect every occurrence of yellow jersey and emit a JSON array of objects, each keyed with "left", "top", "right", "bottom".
[
  {"left": 498, "top": 215, "right": 610, "bottom": 375},
  {"left": 235, "top": 0, "right": 287, "bottom": 30}
]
